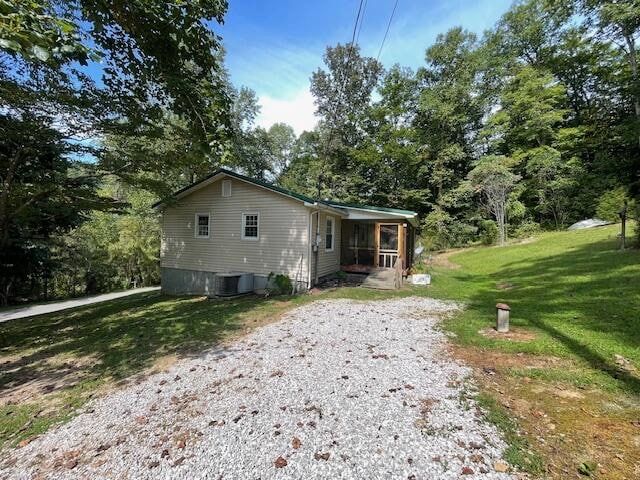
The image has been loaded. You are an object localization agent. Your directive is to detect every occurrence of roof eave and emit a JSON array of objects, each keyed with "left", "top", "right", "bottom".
[{"left": 303, "top": 201, "right": 349, "bottom": 217}]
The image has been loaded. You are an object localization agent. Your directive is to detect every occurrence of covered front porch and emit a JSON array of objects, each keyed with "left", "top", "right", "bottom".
[{"left": 338, "top": 206, "right": 417, "bottom": 276}]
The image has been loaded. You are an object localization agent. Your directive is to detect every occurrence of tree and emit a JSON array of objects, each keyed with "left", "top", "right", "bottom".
[
  {"left": 0, "top": 0, "right": 231, "bottom": 304},
  {"left": 54, "top": 183, "right": 160, "bottom": 296},
  {"left": 524, "top": 146, "right": 578, "bottom": 228},
  {"left": 416, "top": 28, "right": 484, "bottom": 203},
  {"left": 0, "top": 115, "right": 122, "bottom": 304},
  {"left": 279, "top": 131, "right": 324, "bottom": 198},
  {"left": 468, "top": 155, "right": 521, "bottom": 246},
  {"left": 311, "top": 43, "right": 382, "bottom": 149},
  {"left": 547, "top": 0, "right": 640, "bottom": 203},
  {"left": 267, "top": 123, "right": 296, "bottom": 181},
  {"left": 309, "top": 44, "right": 382, "bottom": 199},
  {"left": 482, "top": 66, "right": 576, "bottom": 228},
  {"left": 342, "top": 65, "right": 421, "bottom": 208}
]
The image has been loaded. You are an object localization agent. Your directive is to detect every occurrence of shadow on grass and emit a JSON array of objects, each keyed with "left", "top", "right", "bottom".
[
  {"left": 465, "top": 237, "right": 640, "bottom": 395},
  {"left": 0, "top": 292, "right": 268, "bottom": 397}
]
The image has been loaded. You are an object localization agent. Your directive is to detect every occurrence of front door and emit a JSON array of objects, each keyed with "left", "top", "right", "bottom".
[{"left": 376, "top": 223, "right": 401, "bottom": 268}]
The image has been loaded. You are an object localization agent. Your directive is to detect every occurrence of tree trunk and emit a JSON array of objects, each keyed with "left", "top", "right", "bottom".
[
  {"left": 620, "top": 200, "right": 627, "bottom": 250},
  {"left": 496, "top": 203, "right": 506, "bottom": 247},
  {"left": 0, "top": 151, "right": 20, "bottom": 248},
  {"left": 624, "top": 34, "right": 640, "bottom": 149}
]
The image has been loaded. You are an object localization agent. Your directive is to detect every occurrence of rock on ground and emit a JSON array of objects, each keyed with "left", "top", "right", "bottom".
[{"left": 1, "top": 297, "right": 515, "bottom": 480}]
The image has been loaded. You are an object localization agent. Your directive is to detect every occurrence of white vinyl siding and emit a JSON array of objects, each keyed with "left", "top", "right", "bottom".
[
  {"left": 161, "top": 178, "right": 310, "bottom": 281},
  {"left": 310, "top": 211, "right": 341, "bottom": 280}
]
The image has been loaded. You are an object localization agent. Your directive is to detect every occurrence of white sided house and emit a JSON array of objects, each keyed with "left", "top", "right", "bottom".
[{"left": 154, "top": 169, "right": 419, "bottom": 295}]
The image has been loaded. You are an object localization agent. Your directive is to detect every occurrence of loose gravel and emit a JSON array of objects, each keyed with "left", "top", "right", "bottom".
[{"left": 1, "top": 297, "right": 515, "bottom": 479}]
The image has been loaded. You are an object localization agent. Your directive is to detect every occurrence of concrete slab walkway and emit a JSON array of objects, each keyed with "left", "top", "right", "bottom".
[{"left": 0, "top": 286, "right": 160, "bottom": 323}]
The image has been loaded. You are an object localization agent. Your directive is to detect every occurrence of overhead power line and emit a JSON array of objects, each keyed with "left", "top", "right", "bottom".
[
  {"left": 337, "top": 0, "right": 365, "bottom": 114},
  {"left": 350, "top": 0, "right": 365, "bottom": 48},
  {"left": 355, "top": 0, "right": 368, "bottom": 45},
  {"left": 377, "top": 0, "right": 399, "bottom": 61}
]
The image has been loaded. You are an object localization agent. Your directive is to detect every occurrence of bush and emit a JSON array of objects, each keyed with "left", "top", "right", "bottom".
[
  {"left": 596, "top": 187, "right": 635, "bottom": 223},
  {"left": 479, "top": 220, "right": 499, "bottom": 245},
  {"left": 422, "top": 208, "right": 477, "bottom": 250},
  {"left": 513, "top": 221, "right": 541, "bottom": 239},
  {"left": 335, "top": 270, "right": 347, "bottom": 281},
  {"left": 267, "top": 272, "right": 293, "bottom": 295}
]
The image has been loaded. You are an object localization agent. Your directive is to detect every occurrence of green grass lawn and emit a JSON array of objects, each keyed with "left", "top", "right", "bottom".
[{"left": 426, "top": 224, "right": 640, "bottom": 396}]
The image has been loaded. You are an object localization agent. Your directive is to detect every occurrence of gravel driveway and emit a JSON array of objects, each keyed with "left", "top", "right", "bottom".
[{"left": 1, "top": 298, "right": 514, "bottom": 479}]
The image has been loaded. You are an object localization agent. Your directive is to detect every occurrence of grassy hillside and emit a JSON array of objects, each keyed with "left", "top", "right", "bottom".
[
  {"left": 424, "top": 224, "right": 640, "bottom": 478},
  {"left": 428, "top": 224, "right": 640, "bottom": 392}
]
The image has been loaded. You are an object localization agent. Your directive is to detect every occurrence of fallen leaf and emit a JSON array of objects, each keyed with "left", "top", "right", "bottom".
[
  {"left": 292, "top": 437, "right": 301, "bottom": 449},
  {"left": 18, "top": 438, "right": 34, "bottom": 448},
  {"left": 135, "top": 416, "right": 148, "bottom": 425},
  {"left": 274, "top": 456, "right": 288, "bottom": 468},
  {"left": 461, "top": 466, "right": 474, "bottom": 475},
  {"left": 314, "top": 452, "right": 330, "bottom": 461}
]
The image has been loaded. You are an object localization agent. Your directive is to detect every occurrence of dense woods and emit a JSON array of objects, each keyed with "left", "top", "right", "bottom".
[{"left": 1, "top": 0, "right": 638, "bottom": 304}]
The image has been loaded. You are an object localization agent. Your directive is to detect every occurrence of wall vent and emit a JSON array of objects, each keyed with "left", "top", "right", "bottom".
[{"left": 222, "top": 179, "right": 232, "bottom": 197}]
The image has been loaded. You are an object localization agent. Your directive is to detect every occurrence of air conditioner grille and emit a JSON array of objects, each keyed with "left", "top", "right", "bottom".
[{"left": 217, "top": 275, "right": 240, "bottom": 296}]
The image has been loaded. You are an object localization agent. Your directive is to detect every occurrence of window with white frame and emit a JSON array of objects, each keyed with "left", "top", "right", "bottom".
[
  {"left": 325, "top": 216, "right": 335, "bottom": 251},
  {"left": 242, "top": 212, "right": 259, "bottom": 239},
  {"left": 194, "top": 213, "right": 210, "bottom": 238},
  {"left": 222, "top": 179, "right": 232, "bottom": 197}
]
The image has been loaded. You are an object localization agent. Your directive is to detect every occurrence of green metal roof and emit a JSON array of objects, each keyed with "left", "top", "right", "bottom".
[
  {"left": 324, "top": 200, "right": 417, "bottom": 217},
  {"left": 152, "top": 168, "right": 318, "bottom": 208},
  {"left": 153, "top": 168, "right": 418, "bottom": 218}
]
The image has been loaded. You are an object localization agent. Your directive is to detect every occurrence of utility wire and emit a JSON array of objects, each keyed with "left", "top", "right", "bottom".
[
  {"left": 349, "top": 0, "right": 365, "bottom": 47},
  {"left": 334, "top": 0, "right": 365, "bottom": 123},
  {"left": 319, "top": 0, "right": 365, "bottom": 198},
  {"left": 377, "top": 0, "right": 399, "bottom": 61},
  {"left": 355, "top": 0, "right": 368, "bottom": 45}
]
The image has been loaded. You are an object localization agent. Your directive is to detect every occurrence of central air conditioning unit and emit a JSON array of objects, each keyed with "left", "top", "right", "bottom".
[{"left": 214, "top": 272, "right": 254, "bottom": 297}]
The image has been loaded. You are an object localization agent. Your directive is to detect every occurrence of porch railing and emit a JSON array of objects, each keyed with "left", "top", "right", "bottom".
[{"left": 378, "top": 250, "right": 398, "bottom": 268}]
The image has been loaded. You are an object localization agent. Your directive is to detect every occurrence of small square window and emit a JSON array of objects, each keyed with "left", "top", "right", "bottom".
[
  {"left": 195, "top": 213, "right": 210, "bottom": 238},
  {"left": 222, "top": 179, "right": 232, "bottom": 197},
  {"left": 242, "top": 213, "right": 259, "bottom": 240}
]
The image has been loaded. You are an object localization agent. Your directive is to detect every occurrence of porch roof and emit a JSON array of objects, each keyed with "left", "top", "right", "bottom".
[{"left": 327, "top": 201, "right": 419, "bottom": 227}]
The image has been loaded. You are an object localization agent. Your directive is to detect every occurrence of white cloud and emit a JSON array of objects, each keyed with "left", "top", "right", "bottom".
[{"left": 256, "top": 89, "right": 318, "bottom": 136}]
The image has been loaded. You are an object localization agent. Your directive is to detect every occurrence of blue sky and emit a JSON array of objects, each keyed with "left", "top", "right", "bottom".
[{"left": 218, "top": 0, "right": 514, "bottom": 134}]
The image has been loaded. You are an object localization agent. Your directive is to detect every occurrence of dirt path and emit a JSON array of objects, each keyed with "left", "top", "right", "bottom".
[{"left": 0, "top": 287, "right": 160, "bottom": 323}]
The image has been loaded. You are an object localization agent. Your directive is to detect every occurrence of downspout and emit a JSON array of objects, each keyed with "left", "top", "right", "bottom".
[
  {"left": 314, "top": 208, "right": 321, "bottom": 286},
  {"left": 307, "top": 210, "right": 313, "bottom": 289}
]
